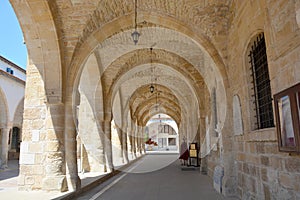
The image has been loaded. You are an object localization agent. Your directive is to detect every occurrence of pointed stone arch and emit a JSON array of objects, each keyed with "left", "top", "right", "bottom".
[
  {"left": 66, "top": 11, "right": 229, "bottom": 104},
  {"left": 13, "top": 98, "right": 24, "bottom": 128},
  {"left": 10, "top": 0, "right": 62, "bottom": 103},
  {"left": 0, "top": 87, "right": 8, "bottom": 128},
  {"left": 129, "top": 84, "right": 182, "bottom": 127},
  {"left": 104, "top": 48, "right": 205, "bottom": 112}
]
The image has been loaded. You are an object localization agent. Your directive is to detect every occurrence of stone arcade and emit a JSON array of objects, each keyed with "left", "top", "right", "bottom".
[
  {"left": 0, "top": 56, "right": 25, "bottom": 169},
  {"left": 6, "top": 0, "right": 300, "bottom": 199}
]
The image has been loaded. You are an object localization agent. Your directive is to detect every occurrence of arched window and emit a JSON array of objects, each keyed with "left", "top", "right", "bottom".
[{"left": 248, "top": 33, "right": 274, "bottom": 130}]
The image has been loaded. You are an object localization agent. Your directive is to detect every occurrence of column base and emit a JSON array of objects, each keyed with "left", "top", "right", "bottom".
[
  {"left": 42, "top": 175, "right": 68, "bottom": 192},
  {"left": 66, "top": 175, "right": 81, "bottom": 192}
]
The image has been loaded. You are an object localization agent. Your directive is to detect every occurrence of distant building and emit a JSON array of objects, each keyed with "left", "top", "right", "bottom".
[
  {"left": 146, "top": 114, "right": 179, "bottom": 151},
  {"left": 0, "top": 55, "right": 25, "bottom": 168}
]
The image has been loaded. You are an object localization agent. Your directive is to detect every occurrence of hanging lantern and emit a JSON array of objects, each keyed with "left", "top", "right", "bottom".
[
  {"left": 150, "top": 85, "right": 154, "bottom": 93},
  {"left": 131, "top": 30, "right": 140, "bottom": 45},
  {"left": 132, "top": 0, "right": 140, "bottom": 45}
]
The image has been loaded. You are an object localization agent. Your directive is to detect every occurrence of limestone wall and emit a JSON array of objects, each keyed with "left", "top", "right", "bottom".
[{"left": 224, "top": 0, "right": 300, "bottom": 199}]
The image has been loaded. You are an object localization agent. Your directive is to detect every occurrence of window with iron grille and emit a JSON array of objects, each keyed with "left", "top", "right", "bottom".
[{"left": 249, "top": 33, "right": 274, "bottom": 129}]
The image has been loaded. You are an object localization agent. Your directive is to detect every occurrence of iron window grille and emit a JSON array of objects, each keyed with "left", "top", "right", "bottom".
[{"left": 249, "top": 33, "right": 274, "bottom": 129}]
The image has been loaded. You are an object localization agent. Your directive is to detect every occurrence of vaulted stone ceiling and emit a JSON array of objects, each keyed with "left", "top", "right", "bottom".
[
  {"left": 16, "top": 0, "right": 233, "bottom": 127},
  {"left": 49, "top": 0, "right": 234, "bottom": 66},
  {"left": 65, "top": 0, "right": 231, "bottom": 127}
]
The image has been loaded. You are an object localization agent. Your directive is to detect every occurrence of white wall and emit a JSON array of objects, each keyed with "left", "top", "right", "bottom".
[
  {"left": 0, "top": 74, "right": 25, "bottom": 122},
  {"left": 0, "top": 57, "right": 26, "bottom": 81}
]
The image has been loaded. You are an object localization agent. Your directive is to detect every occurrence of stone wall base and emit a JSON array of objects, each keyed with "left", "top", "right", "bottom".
[{"left": 222, "top": 176, "right": 238, "bottom": 198}]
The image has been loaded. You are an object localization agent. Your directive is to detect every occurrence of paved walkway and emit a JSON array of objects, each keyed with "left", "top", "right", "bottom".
[
  {"left": 0, "top": 154, "right": 236, "bottom": 200},
  {"left": 76, "top": 153, "right": 232, "bottom": 200},
  {"left": 0, "top": 158, "right": 143, "bottom": 200}
]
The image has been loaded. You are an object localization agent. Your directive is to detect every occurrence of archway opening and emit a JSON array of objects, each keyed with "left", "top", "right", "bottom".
[{"left": 145, "top": 114, "right": 179, "bottom": 153}]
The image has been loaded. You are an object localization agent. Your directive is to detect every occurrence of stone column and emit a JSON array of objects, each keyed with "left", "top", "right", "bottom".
[
  {"left": 42, "top": 103, "right": 67, "bottom": 191},
  {"left": 122, "top": 125, "right": 129, "bottom": 163},
  {"left": 141, "top": 127, "right": 146, "bottom": 154},
  {"left": 18, "top": 62, "right": 68, "bottom": 191},
  {"left": 64, "top": 102, "right": 81, "bottom": 191},
  {"left": 102, "top": 120, "right": 113, "bottom": 171},
  {"left": 127, "top": 126, "right": 133, "bottom": 160},
  {"left": 116, "top": 126, "right": 124, "bottom": 164},
  {"left": 139, "top": 127, "right": 143, "bottom": 154},
  {"left": 98, "top": 121, "right": 107, "bottom": 172},
  {"left": 130, "top": 125, "right": 136, "bottom": 159},
  {"left": 133, "top": 125, "right": 137, "bottom": 158},
  {"left": 136, "top": 126, "right": 140, "bottom": 156},
  {"left": 200, "top": 116, "right": 208, "bottom": 174},
  {"left": 1, "top": 126, "right": 11, "bottom": 168}
]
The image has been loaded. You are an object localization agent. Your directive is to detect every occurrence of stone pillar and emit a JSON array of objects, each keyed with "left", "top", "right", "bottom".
[
  {"left": 141, "top": 127, "right": 146, "bottom": 154},
  {"left": 133, "top": 125, "right": 137, "bottom": 157},
  {"left": 127, "top": 127, "right": 134, "bottom": 159},
  {"left": 1, "top": 126, "right": 11, "bottom": 168},
  {"left": 200, "top": 116, "right": 208, "bottom": 174},
  {"left": 136, "top": 126, "right": 141, "bottom": 156},
  {"left": 18, "top": 63, "right": 67, "bottom": 191},
  {"left": 102, "top": 120, "right": 113, "bottom": 171},
  {"left": 19, "top": 103, "right": 67, "bottom": 191},
  {"left": 98, "top": 121, "right": 107, "bottom": 172},
  {"left": 115, "top": 126, "right": 124, "bottom": 164},
  {"left": 42, "top": 104, "right": 67, "bottom": 192},
  {"left": 64, "top": 102, "right": 81, "bottom": 191},
  {"left": 122, "top": 125, "right": 129, "bottom": 163},
  {"left": 129, "top": 124, "right": 136, "bottom": 159}
]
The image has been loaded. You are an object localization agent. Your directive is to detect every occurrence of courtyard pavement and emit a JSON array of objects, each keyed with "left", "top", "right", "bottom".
[
  {"left": 0, "top": 160, "right": 66, "bottom": 199},
  {"left": 0, "top": 157, "right": 143, "bottom": 199},
  {"left": 76, "top": 153, "right": 235, "bottom": 200},
  {"left": 0, "top": 153, "right": 236, "bottom": 200}
]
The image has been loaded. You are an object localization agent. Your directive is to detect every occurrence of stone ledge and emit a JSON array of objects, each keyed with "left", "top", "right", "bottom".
[{"left": 234, "top": 128, "right": 277, "bottom": 142}]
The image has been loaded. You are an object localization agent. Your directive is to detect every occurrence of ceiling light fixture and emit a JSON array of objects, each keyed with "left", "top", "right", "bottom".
[
  {"left": 149, "top": 47, "right": 154, "bottom": 93},
  {"left": 131, "top": 0, "right": 140, "bottom": 45}
]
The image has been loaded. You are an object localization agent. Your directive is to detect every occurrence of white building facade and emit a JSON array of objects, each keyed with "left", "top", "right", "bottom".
[
  {"left": 0, "top": 56, "right": 25, "bottom": 167},
  {"left": 146, "top": 114, "right": 179, "bottom": 152}
]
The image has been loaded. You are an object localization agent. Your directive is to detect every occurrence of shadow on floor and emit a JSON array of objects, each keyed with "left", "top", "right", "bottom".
[{"left": 0, "top": 160, "right": 19, "bottom": 181}]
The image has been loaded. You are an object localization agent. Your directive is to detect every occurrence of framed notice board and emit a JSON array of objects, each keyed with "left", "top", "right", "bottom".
[{"left": 188, "top": 143, "right": 199, "bottom": 167}]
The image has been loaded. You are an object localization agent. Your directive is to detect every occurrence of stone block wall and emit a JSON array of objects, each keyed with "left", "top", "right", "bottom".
[
  {"left": 234, "top": 130, "right": 300, "bottom": 199},
  {"left": 222, "top": 0, "right": 300, "bottom": 199}
]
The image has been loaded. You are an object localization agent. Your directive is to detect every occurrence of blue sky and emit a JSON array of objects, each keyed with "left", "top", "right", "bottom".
[{"left": 0, "top": 0, "right": 27, "bottom": 69}]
